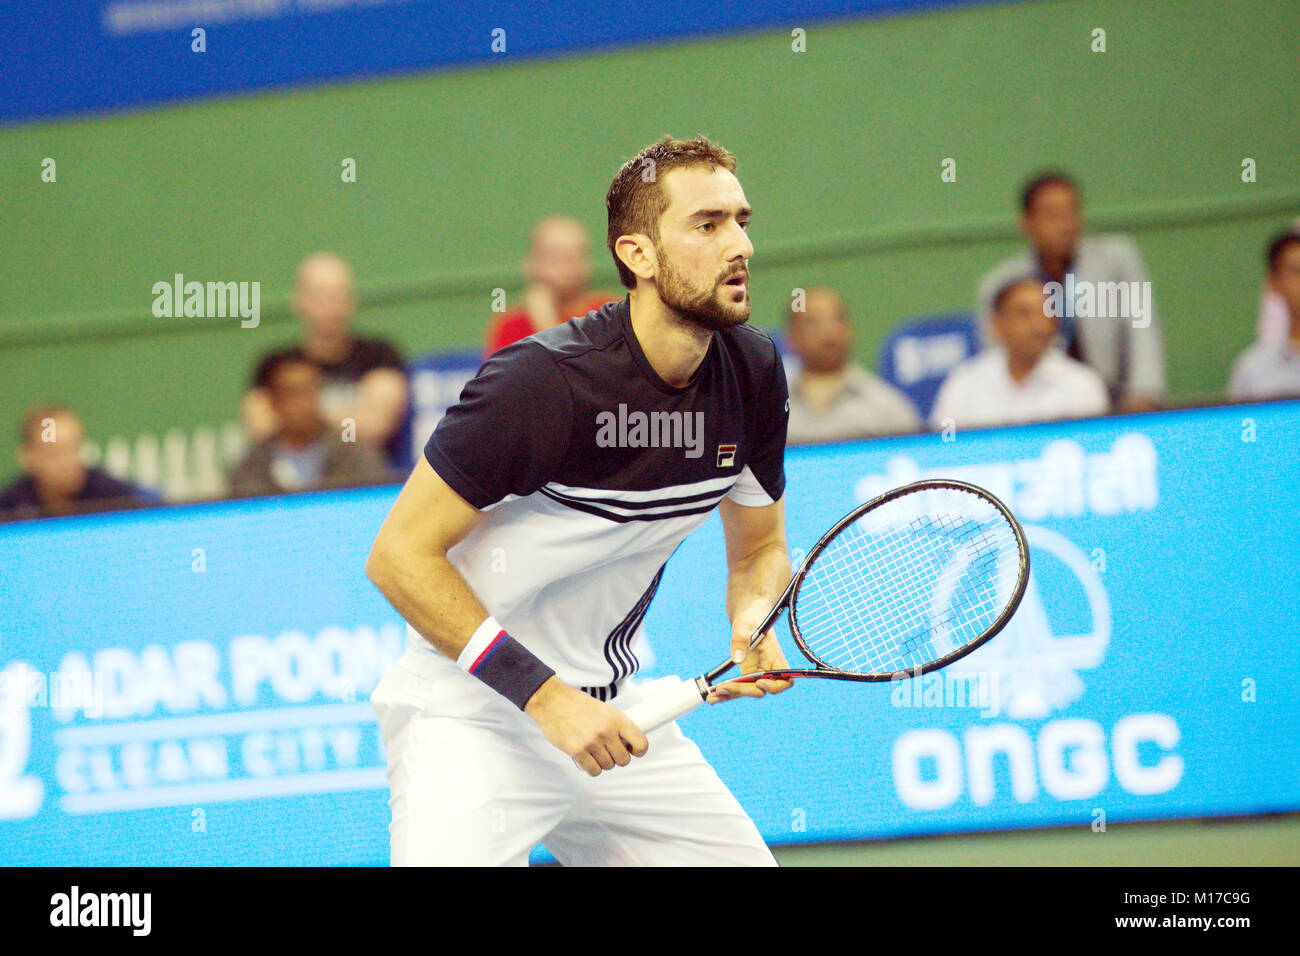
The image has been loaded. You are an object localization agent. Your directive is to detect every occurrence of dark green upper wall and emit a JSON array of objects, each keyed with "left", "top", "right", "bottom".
[{"left": 2, "top": 0, "right": 1297, "bottom": 472}]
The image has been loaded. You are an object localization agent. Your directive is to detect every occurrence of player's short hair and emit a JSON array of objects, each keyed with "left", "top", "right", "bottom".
[
  {"left": 991, "top": 275, "right": 1045, "bottom": 314},
  {"left": 605, "top": 135, "right": 739, "bottom": 290},
  {"left": 1266, "top": 230, "right": 1300, "bottom": 274},
  {"left": 17, "top": 402, "right": 76, "bottom": 446},
  {"left": 1020, "top": 170, "right": 1080, "bottom": 213}
]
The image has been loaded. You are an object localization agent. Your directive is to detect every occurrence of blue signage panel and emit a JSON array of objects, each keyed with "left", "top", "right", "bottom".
[
  {"left": 3, "top": 0, "right": 1007, "bottom": 125},
  {"left": 398, "top": 348, "right": 483, "bottom": 471},
  {"left": 1, "top": 401, "right": 1296, "bottom": 864},
  {"left": 665, "top": 403, "right": 1300, "bottom": 844}
]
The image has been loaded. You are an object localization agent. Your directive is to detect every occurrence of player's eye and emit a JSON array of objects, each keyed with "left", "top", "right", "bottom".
[{"left": 698, "top": 222, "right": 714, "bottom": 232}]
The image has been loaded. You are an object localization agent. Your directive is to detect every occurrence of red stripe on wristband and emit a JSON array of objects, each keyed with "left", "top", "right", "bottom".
[
  {"left": 464, "top": 631, "right": 556, "bottom": 710},
  {"left": 468, "top": 629, "right": 508, "bottom": 674}
]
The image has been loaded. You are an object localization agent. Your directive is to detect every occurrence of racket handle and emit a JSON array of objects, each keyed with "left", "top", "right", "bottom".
[{"left": 618, "top": 676, "right": 708, "bottom": 733}]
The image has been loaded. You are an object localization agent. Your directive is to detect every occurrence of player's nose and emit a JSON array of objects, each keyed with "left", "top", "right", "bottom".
[{"left": 725, "top": 219, "right": 753, "bottom": 261}]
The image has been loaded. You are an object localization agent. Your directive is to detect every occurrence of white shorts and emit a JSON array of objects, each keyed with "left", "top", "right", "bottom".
[{"left": 370, "top": 651, "right": 776, "bottom": 866}]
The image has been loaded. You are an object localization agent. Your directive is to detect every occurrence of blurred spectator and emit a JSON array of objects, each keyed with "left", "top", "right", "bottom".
[
  {"left": 1228, "top": 231, "right": 1300, "bottom": 402},
  {"left": 1254, "top": 216, "right": 1300, "bottom": 345},
  {"left": 0, "top": 404, "right": 154, "bottom": 521},
  {"left": 242, "top": 252, "right": 409, "bottom": 466},
  {"left": 931, "top": 277, "right": 1109, "bottom": 429},
  {"left": 976, "top": 171, "right": 1165, "bottom": 413},
  {"left": 229, "top": 350, "right": 393, "bottom": 496},
  {"left": 786, "top": 288, "right": 921, "bottom": 444},
  {"left": 485, "top": 216, "right": 617, "bottom": 354}
]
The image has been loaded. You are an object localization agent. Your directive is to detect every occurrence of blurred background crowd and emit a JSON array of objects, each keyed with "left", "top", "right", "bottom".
[
  {"left": 5, "top": 183, "right": 1299, "bottom": 522},
  {"left": 2, "top": 0, "right": 1296, "bottom": 523}
]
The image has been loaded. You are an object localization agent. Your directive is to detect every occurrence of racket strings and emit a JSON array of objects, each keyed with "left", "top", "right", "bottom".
[
  {"left": 792, "top": 488, "right": 1021, "bottom": 676},
  {"left": 802, "top": 518, "right": 964, "bottom": 670}
]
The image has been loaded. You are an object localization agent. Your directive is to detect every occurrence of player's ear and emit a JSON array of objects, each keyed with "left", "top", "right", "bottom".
[{"left": 615, "top": 233, "right": 656, "bottom": 283}]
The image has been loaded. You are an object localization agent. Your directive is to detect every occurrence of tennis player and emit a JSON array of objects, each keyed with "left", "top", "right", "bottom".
[{"left": 367, "top": 136, "right": 793, "bottom": 866}]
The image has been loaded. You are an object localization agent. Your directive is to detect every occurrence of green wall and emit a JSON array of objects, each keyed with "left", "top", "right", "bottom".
[{"left": 2, "top": 0, "right": 1297, "bottom": 489}]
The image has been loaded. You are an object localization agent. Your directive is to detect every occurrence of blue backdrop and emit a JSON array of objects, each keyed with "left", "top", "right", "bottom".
[
  {"left": 3, "top": 0, "right": 1005, "bottom": 125},
  {"left": 2, "top": 400, "right": 1297, "bottom": 864}
]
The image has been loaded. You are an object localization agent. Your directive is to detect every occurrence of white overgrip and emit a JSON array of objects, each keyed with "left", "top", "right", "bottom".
[{"left": 617, "top": 676, "right": 707, "bottom": 733}]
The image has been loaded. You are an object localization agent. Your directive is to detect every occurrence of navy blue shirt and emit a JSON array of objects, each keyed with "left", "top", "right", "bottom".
[{"left": 0, "top": 467, "right": 154, "bottom": 521}]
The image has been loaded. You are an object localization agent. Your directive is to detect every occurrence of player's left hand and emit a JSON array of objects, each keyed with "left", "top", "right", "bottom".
[{"left": 707, "top": 602, "right": 794, "bottom": 704}]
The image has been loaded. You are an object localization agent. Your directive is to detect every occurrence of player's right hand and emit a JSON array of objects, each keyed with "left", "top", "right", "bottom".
[{"left": 524, "top": 677, "right": 649, "bottom": 777}]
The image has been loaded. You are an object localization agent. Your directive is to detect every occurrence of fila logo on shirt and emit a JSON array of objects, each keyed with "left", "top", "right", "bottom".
[{"left": 716, "top": 444, "right": 737, "bottom": 468}]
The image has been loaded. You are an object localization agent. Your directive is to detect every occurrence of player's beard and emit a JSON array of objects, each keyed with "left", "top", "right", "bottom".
[{"left": 656, "top": 255, "right": 750, "bottom": 333}]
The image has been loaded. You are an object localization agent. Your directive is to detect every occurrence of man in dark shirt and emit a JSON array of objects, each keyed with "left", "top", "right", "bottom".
[
  {"left": 242, "top": 252, "right": 409, "bottom": 465},
  {"left": 229, "top": 350, "right": 394, "bottom": 497},
  {"left": 0, "top": 405, "right": 154, "bottom": 521}
]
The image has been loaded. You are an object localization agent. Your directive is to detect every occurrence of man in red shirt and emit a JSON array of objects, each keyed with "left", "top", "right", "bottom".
[{"left": 486, "top": 215, "right": 617, "bottom": 354}]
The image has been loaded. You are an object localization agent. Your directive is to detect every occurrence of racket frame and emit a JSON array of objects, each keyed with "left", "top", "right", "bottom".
[{"left": 704, "top": 477, "right": 1030, "bottom": 688}]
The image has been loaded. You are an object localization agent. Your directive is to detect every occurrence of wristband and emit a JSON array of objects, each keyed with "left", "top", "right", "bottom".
[{"left": 457, "top": 617, "right": 555, "bottom": 710}]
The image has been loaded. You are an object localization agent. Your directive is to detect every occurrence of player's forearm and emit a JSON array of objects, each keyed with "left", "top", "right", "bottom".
[
  {"left": 725, "top": 542, "right": 791, "bottom": 627},
  {"left": 365, "top": 542, "right": 488, "bottom": 662},
  {"left": 368, "top": 528, "right": 557, "bottom": 713}
]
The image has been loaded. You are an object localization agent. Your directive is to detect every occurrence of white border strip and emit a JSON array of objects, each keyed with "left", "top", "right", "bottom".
[
  {"left": 60, "top": 768, "right": 387, "bottom": 814},
  {"left": 53, "top": 702, "right": 378, "bottom": 747}
]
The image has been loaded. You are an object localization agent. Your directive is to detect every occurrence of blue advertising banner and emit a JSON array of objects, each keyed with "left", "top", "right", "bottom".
[
  {"left": 2, "top": 0, "right": 1004, "bottom": 125},
  {"left": 399, "top": 348, "right": 483, "bottom": 471},
  {"left": 1, "top": 400, "right": 1297, "bottom": 864}
]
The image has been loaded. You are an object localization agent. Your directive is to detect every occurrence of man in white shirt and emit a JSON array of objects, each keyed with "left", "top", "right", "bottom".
[
  {"left": 1229, "top": 231, "right": 1300, "bottom": 402},
  {"left": 786, "top": 287, "right": 921, "bottom": 444},
  {"left": 932, "top": 277, "right": 1109, "bottom": 430},
  {"left": 975, "top": 172, "right": 1165, "bottom": 412}
]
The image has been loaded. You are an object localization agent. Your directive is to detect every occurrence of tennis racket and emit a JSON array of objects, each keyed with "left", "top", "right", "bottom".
[{"left": 618, "top": 478, "right": 1029, "bottom": 733}]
